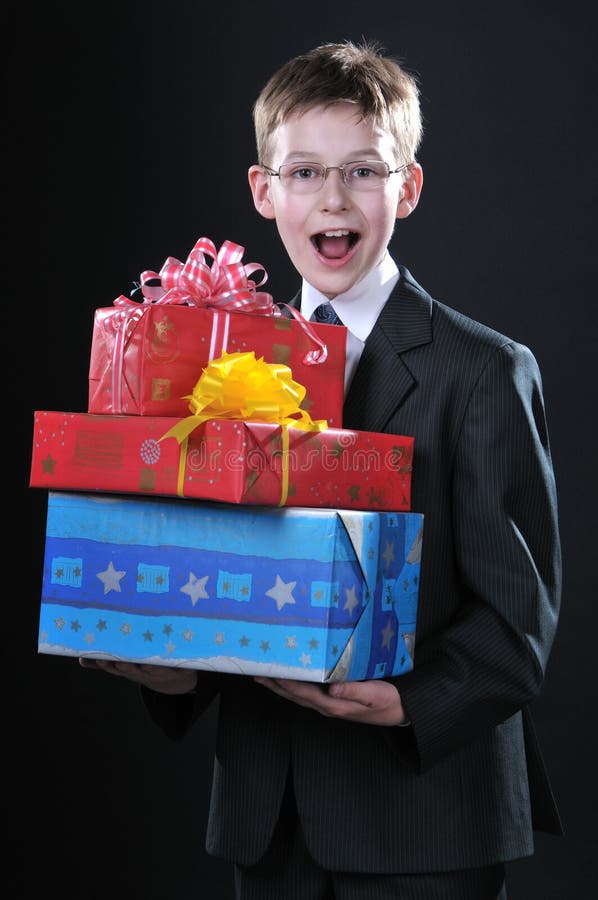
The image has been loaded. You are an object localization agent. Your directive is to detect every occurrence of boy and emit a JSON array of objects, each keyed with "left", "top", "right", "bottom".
[{"left": 81, "top": 40, "right": 562, "bottom": 899}]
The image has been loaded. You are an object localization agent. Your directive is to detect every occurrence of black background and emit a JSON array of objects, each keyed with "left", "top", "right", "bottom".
[{"left": 13, "top": 1, "right": 597, "bottom": 897}]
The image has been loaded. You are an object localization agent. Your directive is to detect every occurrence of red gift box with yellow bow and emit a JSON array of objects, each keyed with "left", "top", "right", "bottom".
[
  {"left": 88, "top": 236, "right": 346, "bottom": 427},
  {"left": 32, "top": 353, "right": 414, "bottom": 510},
  {"left": 30, "top": 411, "right": 414, "bottom": 511}
]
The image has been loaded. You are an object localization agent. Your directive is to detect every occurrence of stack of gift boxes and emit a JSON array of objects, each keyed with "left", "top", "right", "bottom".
[{"left": 30, "top": 236, "right": 424, "bottom": 683}]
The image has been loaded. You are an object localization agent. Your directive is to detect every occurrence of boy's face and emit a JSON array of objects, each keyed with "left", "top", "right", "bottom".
[{"left": 248, "top": 103, "right": 422, "bottom": 298}]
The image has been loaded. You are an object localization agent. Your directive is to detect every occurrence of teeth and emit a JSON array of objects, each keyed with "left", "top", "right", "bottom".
[{"left": 322, "top": 230, "right": 350, "bottom": 237}]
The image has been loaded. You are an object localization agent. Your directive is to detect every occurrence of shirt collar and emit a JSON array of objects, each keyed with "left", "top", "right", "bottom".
[{"left": 301, "top": 252, "right": 399, "bottom": 342}]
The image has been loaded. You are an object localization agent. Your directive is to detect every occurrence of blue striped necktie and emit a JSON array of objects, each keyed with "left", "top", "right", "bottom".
[{"left": 312, "top": 302, "right": 343, "bottom": 326}]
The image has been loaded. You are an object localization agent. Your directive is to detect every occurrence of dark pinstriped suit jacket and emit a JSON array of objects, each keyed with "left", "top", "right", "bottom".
[{"left": 143, "top": 266, "right": 563, "bottom": 873}]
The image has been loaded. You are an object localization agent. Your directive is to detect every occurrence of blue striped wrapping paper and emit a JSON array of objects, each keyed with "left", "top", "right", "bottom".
[{"left": 38, "top": 492, "right": 423, "bottom": 682}]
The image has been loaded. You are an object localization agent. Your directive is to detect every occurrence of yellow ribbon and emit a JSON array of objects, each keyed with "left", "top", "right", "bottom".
[{"left": 159, "top": 351, "right": 328, "bottom": 505}]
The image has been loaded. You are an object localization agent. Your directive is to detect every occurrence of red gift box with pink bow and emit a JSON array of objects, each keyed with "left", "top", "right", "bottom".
[{"left": 88, "top": 236, "right": 347, "bottom": 427}]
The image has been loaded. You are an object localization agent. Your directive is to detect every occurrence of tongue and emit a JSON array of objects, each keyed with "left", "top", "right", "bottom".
[{"left": 319, "top": 234, "right": 351, "bottom": 259}]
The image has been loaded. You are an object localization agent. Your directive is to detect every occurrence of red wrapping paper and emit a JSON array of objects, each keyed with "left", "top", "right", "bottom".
[
  {"left": 87, "top": 236, "right": 346, "bottom": 426},
  {"left": 30, "top": 411, "right": 414, "bottom": 511},
  {"left": 88, "top": 304, "right": 346, "bottom": 426}
]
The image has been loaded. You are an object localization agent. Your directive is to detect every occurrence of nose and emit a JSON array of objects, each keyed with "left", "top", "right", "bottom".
[{"left": 319, "top": 167, "right": 350, "bottom": 211}]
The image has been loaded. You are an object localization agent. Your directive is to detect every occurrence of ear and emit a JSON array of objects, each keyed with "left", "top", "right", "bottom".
[
  {"left": 396, "top": 163, "right": 423, "bottom": 220},
  {"left": 248, "top": 165, "right": 277, "bottom": 220}
]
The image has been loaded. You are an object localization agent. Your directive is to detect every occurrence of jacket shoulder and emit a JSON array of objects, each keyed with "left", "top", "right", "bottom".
[{"left": 399, "top": 265, "right": 533, "bottom": 359}]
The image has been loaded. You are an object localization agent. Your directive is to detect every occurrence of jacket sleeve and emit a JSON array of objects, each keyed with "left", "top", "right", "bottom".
[
  {"left": 139, "top": 672, "right": 227, "bottom": 740},
  {"left": 392, "top": 341, "right": 562, "bottom": 772}
]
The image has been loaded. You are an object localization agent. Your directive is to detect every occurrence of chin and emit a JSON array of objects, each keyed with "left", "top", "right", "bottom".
[{"left": 311, "top": 277, "right": 355, "bottom": 298}]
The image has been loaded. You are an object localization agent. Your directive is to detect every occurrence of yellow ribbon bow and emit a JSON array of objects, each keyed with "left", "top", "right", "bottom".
[{"left": 159, "top": 351, "right": 328, "bottom": 504}]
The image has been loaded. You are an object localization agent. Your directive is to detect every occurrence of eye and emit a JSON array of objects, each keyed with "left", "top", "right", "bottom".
[
  {"left": 348, "top": 162, "right": 381, "bottom": 180},
  {"left": 355, "top": 166, "right": 376, "bottom": 178},
  {"left": 349, "top": 163, "right": 377, "bottom": 179},
  {"left": 285, "top": 164, "right": 322, "bottom": 180}
]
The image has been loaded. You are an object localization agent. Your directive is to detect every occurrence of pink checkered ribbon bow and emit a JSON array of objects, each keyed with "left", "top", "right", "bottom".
[
  {"left": 135, "top": 236, "right": 276, "bottom": 313},
  {"left": 104, "top": 238, "right": 330, "bottom": 415}
]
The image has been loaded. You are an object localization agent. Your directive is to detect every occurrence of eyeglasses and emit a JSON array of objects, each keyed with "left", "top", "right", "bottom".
[{"left": 261, "top": 160, "right": 410, "bottom": 194}]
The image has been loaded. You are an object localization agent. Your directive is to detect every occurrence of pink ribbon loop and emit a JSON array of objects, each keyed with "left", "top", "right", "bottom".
[
  {"left": 135, "top": 236, "right": 276, "bottom": 314},
  {"left": 108, "top": 236, "right": 333, "bottom": 370}
]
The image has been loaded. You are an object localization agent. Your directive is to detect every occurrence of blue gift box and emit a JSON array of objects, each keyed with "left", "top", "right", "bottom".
[{"left": 38, "top": 492, "right": 423, "bottom": 682}]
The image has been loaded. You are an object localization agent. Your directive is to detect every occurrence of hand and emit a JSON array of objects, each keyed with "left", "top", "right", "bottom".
[
  {"left": 79, "top": 658, "right": 198, "bottom": 695},
  {"left": 253, "top": 677, "right": 408, "bottom": 726}
]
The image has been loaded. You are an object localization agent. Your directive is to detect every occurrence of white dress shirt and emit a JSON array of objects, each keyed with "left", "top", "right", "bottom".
[{"left": 301, "top": 252, "right": 400, "bottom": 395}]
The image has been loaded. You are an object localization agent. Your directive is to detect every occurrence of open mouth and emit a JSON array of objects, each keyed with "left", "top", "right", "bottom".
[{"left": 312, "top": 230, "right": 359, "bottom": 260}]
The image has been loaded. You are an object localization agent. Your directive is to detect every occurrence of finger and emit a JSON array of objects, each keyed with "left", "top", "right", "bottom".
[
  {"left": 271, "top": 679, "right": 327, "bottom": 700},
  {"left": 328, "top": 681, "right": 371, "bottom": 703},
  {"left": 138, "top": 663, "right": 167, "bottom": 676}
]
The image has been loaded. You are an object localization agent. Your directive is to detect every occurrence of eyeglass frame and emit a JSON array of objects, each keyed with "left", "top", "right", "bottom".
[{"left": 260, "top": 159, "right": 411, "bottom": 192}]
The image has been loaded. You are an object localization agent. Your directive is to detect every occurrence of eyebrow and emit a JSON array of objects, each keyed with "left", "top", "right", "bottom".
[{"left": 281, "top": 150, "right": 385, "bottom": 162}]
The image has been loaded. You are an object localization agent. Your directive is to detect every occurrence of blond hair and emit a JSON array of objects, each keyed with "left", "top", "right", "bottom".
[{"left": 252, "top": 40, "right": 423, "bottom": 167}]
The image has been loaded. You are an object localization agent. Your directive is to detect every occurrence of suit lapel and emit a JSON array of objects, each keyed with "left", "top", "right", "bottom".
[
  {"left": 343, "top": 268, "right": 433, "bottom": 431},
  {"left": 282, "top": 268, "right": 433, "bottom": 432}
]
